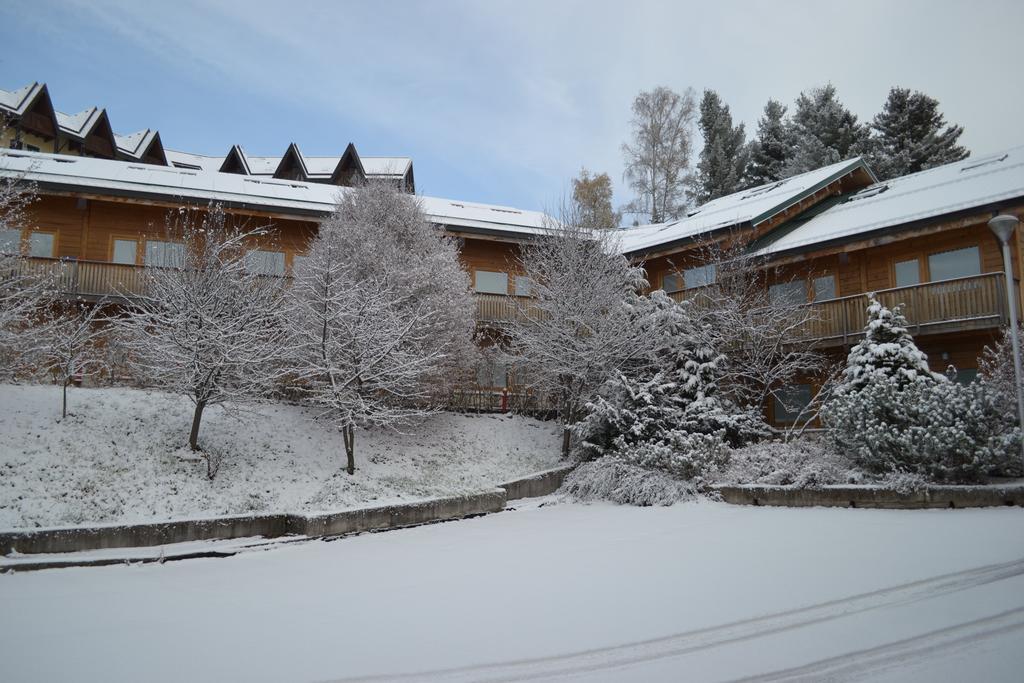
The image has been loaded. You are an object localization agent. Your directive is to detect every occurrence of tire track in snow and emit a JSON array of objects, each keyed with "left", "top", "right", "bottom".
[
  {"left": 727, "top": 606, "right": 1024, "bottom": 682},
  {"left": 329, "top": 557, "right": 1024, "bottom": 683}
]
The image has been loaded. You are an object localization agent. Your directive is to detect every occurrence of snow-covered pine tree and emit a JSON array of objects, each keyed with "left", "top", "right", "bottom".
[
  {"left": 288, "top": 181, "right": 476, "bottom": 475},
  {"left": 839, "top": 297, "right": 942, "bottom": 392},
  {"left": 784, "top": 84, "right": 869, "bottom": 176},
  {"left": 693, "top": 90, "right": 749, "bottom": 204},
  {"left": 866, "top": 87, "right": 969, "bottom": 180},
  {"left": 746, "top": 99, "right": 793, "bottom": 187}
]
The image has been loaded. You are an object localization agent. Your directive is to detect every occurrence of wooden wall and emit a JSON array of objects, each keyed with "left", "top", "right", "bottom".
[{"left": 458, "top": 236, "right": 525, "bottom": 295}]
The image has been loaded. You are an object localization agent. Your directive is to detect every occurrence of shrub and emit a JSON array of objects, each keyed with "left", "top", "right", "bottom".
[
  {"left": 718, "top": 439, "right": 858, "bottom": 488},
  {"left": 559, "top": 457, "right": 695, "bottom": 506}
]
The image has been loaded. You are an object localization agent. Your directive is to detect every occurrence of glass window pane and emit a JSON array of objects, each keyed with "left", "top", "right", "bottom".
[
  {"left": 684, "top": 264, "right": 716, "bottom": 289},
  {"left": 514, "top": 275, "right": 532, "bottom": 297},
  {"left": 145, "top": 240, "right": 185, "bottom": 267},
  {"left": 894, "top": 259, "right": 920, "bottom": 287},
  {"left": 0, "top": 229, "right": 20, "bottom": 254},
  {"left": 244, "top": 249, "right": 285, "bottom": 276},
  {"left": 28, "top": 232, "right": 54, "bottom": 258},
  {"left": 663, "top": 272, "right": 684, "bottom": 293},
  {"left": 292, "top": 255, "right": 309, "bottom": 275},
  {"left": 769, "top": 280, "right": 807, "bottom": 306},
  {"left": 813, "top": 275, "right": 836, "bottom": 301},
  {"left": 112, "top": 239, "right": 137, "bottom": 265},
  {"left": 928, "top": 246, "right": 980, "bottom": 282},
  {"left": 474, "top": 270, "right": 508, "bottom": 294},
  {"left": 774, "top": 384, "right": 812, "bottom": 424}
]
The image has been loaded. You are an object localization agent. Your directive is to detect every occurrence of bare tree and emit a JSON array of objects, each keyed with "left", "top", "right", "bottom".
[
  {"left": 508, "top": 200, "right": 655, "bottom": 455},
  {"left": 0, "top": 143, "right": 53, "bottom": 368},
  {"left": 113, "top": 204, "right": 291, "bottom": 475},
  {"left": 33, "top": 299, "right": 107, "bottom": 418},
  {"left": 661, "top": 235, "right": 827, "bottom": 425},
  {"left": 621, "top": 86, "right": 698, "bottom": 223},
  {"left": 288, "top": 181, "right": 475, "bottom": 474}
]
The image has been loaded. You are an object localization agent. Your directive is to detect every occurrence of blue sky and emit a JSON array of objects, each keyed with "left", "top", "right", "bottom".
[{"left": 1, "top": 0, "right": 1022, "bottom": 215}]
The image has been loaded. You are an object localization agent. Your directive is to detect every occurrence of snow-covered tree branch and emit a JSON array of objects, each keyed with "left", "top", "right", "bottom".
[
  {"left": 287, "top": 181, "right": 476, "bottom": 475},
  {"left": 112, "top": 204, "right": 291, "bottom": 475}
]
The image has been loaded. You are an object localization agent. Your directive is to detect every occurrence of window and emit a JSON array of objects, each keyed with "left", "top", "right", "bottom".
[
  {"left": 112, "top": 239, "right": 138, "bottom": 265},
  {"left": 514, "top": 275, "right": 532, "bottom": 297},
  {"left": 0, "top": 228, "right": 20, "bottom": 254},
  {"left": 27, "top": 232, "right": 54, "bottom": 258},
  {"left": 894, "top": 259, "right": 920, "bottom": 288},
  {"left": 774, "top": 384, "right": 812, "bottom": 424},
  {"left": 813, "top": 275, "right": 836, "bottom": 301},
  {"left": 474, "top": 270, "right": 508, "bottom": 294},
  {"left": 953, "top": 368, "right": 978, "bottom": 386},
  {"left": 769, "top": 280, "right": 807, "bottom": 306},
  {"left": 244, "top": 249, "right": 286, "bottom": 276},
  {"left": 684, "top": 264, "right": 716, "bottom": 290},
  {"left": 291, "top": 255, "right": 309, "bottom": 275},
  {"left": 663, "top": 272, "right": 684, "bottom": 293},
  {"left": 26, "top": 144, "right": 40, "bottom": 153},
  {"left": 145, "top": 240, "right": 185, "bottom": 268},
  {"left": 928, "top": 246, "right": 980, "bottom": 282},
  {"left": 476, "top": 363, "right": 507, "bottom": 388}
]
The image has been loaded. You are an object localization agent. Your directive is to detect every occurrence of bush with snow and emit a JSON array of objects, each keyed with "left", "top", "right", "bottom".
[
  {"left": 559, "top": 457, "right": 696, "bottom": 507},
  {"left": 822, "top": 298, "right": 1015, "bottom": 483},
  {"left": 718, "top": 439, "right": 858, "bottom": 488},
  {"left": 977, "top": 326, "right": 1024, "bottom": 476}
]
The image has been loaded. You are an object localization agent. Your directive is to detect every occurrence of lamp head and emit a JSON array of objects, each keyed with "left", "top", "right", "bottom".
[{"left": 989, "top": 214, "right": 1020, "bottom": 243}]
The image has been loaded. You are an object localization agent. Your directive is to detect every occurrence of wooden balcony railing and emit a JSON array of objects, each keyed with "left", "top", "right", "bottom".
[
  {"left": 9, "top": 259, "right": 1011, "bottom": 342},
  {"left": 798, "top": 272, "right": 1009, "bottom": 345}
]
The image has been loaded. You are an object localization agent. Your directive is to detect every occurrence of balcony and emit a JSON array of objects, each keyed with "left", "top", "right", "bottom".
[{"left": 799, "top": 272, "right": 1011, "bottom": 346}]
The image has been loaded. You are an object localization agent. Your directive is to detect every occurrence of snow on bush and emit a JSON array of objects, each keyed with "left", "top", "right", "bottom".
[
  {"left": 822, "top": 298, "right": 1015, "bottom": 483},
  {"left": 717, "top": 439, "right": 859, "bottom": 488},
  {"left": 977, "top": 326, "right": 1024, "bottom": 476},
  {"left": 559, "top": 457, "right": 696, "bottom": 507},
  {"left": 575, "top": 292, "right": 764, "bottom": 484}
]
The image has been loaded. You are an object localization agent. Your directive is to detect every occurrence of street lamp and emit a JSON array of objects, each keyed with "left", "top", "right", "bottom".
[{"left": 988, "top": 213, "right": 1024, "bottom": 471}]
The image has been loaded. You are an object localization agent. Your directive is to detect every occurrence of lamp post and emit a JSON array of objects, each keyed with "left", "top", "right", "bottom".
[{"left": 988, "top": 213, "right": 1024, "bottom": 470}]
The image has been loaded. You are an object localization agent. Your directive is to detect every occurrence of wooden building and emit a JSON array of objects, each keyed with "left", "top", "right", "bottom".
[{"left": 3, "top": 139, "right": 1024, "bottom": 424}]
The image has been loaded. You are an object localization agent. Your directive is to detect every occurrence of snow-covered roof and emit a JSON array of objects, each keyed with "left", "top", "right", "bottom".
[
  {"left": 0, "top": 82, "right": 47, "bottom": 115},
  {"left": 753, "top": 146, "right": 1024, "bottom": 257},
  {"left": 0, "top": 149, "right": 550, "bottom": 237},
  {"left": 166, "top": 149, "right": 411, "bottom": 180},
  {"left": 618, "top": 158, "right": 872, "bottom": 254},
  {"left": 114, "top": 129, "right": 160, "bottom": 159},
  {"left": 55, "top": 108, "right": 104, "bottom": 139}
]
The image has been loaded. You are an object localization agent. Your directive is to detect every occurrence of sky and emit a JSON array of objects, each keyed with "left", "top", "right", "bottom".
[{"left": 1, "top": 0, "right": 1022, "bottom": 215}]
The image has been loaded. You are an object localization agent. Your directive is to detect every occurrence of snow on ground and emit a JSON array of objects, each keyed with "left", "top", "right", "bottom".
[
  {"left": 0, "top": 383, "right": 562, "bottom": 528},
  {"left": 1, "top": 500, "right": 1022, "bottom": 682}
]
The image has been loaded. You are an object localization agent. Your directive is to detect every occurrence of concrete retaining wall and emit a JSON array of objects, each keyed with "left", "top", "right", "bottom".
[
  {"left": 499, "top": 464, "right": 576, "bottom": 501},
  {"left": 713, "top": 484, "right": 1024, "bottom": 509},
  {"left": 0, "top": 463, "right": 575, "bottom": 557}
]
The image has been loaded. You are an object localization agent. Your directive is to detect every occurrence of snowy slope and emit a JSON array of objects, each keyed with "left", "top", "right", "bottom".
[
  {"left": 0, "top": 384, "right": 562, "bottom": 528},
  {"left": 0, "top": 501, "right": 1021, "bottom": 682}
]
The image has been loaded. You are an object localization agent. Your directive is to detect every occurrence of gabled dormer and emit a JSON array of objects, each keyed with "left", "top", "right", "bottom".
[
  {"left": 57, "top": 108, "right": 118, "bottom": 159},
  {"left": 330, "top": 142, "right": 366, "bottom": 186},
  {"left": 0, "top": 82, "right": 59, "bottom": 150},
  {"left": 219, "top": 144, "right": 252, "bottom": 175},
  {"left": 273, "top": 142, "right": 309, "bottom": 181}
]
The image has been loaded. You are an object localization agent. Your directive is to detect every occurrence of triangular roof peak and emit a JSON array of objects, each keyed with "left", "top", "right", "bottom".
[
  {"left": 0, "top": 82, "right": 59, "bottom": 140},
  {"left": 330, "top": 142, "right": 367, "bottom": 186},
  {"left": 219, "top": 144, "right": 252, "bottom": 175},
  {"left": 273, "top": 142, "right": 309, "bottom": 181}
]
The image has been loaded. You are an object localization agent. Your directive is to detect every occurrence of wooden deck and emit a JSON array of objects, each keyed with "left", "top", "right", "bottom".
[{"left": 8, "top": 258, "right": 1012, "bottom": 343}]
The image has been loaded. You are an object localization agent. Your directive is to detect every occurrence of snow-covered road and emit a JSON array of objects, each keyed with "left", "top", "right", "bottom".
[{"left": 2, "top": 500, "right": 1023, "bottom": 682}]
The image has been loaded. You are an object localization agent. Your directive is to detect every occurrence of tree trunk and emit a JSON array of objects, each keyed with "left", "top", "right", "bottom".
[
  {"left": 62, "top": 378, "right": 69, "bottom": 419},
  {"left": 343, "top": 423, "right": 356, "bottom": 475},
  {"left": 561, "top": 426, "right": 571, "bottom": 457},
  {"left": 189, "top": 400, "right": 207, "bottom": 452}
]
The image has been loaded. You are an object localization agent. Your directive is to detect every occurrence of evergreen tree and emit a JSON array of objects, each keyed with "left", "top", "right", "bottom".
[
  {"left": 838, "top": 297, "right": 941, "bottom": 393},
  {"left": 693, "top": 90, "right": 749, "bottom": 203},
  {"left": 785, "top": 84, "right": 869, "bottom": 176},
  {"left": 866, "top": 87, "right": 969, "bottom": 180},
  {"left": 571, "top": 168, "right": 621, "bottom": 229},
  {"left": 746, "top": 99, "right": 793, "bottom": 186}
]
